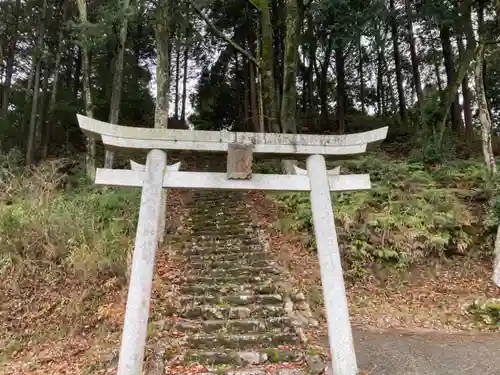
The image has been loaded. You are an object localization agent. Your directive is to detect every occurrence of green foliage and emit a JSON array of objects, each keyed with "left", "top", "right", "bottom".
[
  {"left": 409, "top": 132, "right": 456, "bottom": 165},
  {"left": 269, "top": 154, "right": 488, "bottom": 277},
  {"left": 0, "top": 158, "right": 140, "bottom": 283},
  {"left": 465, "top": 298, "right": 500, "bottom": 328},
  {"left": 405, "top": 90, "right": 457, "bottom": 165},
  {"left": 419, "top": 89, "right": 443, "bottom": 131},
  {"left": 486, "top": 195, "right": 500, "bottom": 228},
  {"left": 253, "top": 159, "right": 282, "bottom": 174}
]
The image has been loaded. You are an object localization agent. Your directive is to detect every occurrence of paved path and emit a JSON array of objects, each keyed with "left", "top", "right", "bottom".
[{"left": 353, "top": 328, "right": 500, "bottom": 375}]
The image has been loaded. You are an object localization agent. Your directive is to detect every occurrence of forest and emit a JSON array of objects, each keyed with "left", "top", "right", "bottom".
[
  {"left": 0, "top": 0, "right": 499, "bottom": 162},
  {"left": 1, "top": 0, "right": 500, "bottom": 373}
]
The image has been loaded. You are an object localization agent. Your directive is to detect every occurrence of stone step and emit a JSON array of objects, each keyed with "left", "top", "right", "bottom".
[
  {"left": 181, "top": 304, "right": 285, "bottom": 320},
  {"left": 188, "top": 210, "right": 250, "bottom": 218},
  {"left": 180, "top": 294, "right": 283, "bottom": 307},
  {"left": 187, "top": 266, "right": 277, "bottom": 279},
  {"left": 192, "top": 195, "right": 246, "bottom": 201},
  {"left": 182, "top": 241, "right": 257, "bottom": 250},
  {"left": 190, "top": 225, "right": 251, "bottom": 234},
  {"left": 188, "top": 214, "right": 245, "bottom": 218},
  {"left": 183, "top": 348, "right": 303, "bottom": 366},
  {"left": 173, "top": 317, "right": 293, "bottom": 335},
  {"left": 190, "top": 259, "right": 270, "bottom": 270},
  {"left": 185, "top": 235, "right": 259, "bottom": 244},
  {"left": 187, "top": 217, "right": 249, "bottom": 226},
  {"left": 193, "top": 202, "right": 249, "bottom": 208},
  {"left": 182, "top": 246, "right": 263, "bottom": 256},
  {"left": 187, "top": 332, "right": 299, "bottom": 350},
  {"left": 191, "top": 229, "right": 254, "bottom": 237},
  {"left": 190, "top": 220, "right": 255, "bottom": 228},
  {"left": 187, "top": 252, "right": 267, "bottom": 263},
  {"left": 205, "top": 266, "right": 279, "bottom": 278},
  {"left": 192, "top": 197, "right": 246, "bottom": 203},
  {"left": 180, "top": 282, "right": 280, "bottom": 296},
  {"left": 185, "top": 274, "right": 279, "bottom": 286}
]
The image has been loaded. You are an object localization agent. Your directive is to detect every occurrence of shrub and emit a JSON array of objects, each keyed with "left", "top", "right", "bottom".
[
  {"left": 408, "top": 131, "right": 456, "bottom": 165},
  {"left": 268, "top": 154, "right": 487, "bottom": 277},
  {"left": 0, "top": 158, "right": 140, "bottom": 285}
]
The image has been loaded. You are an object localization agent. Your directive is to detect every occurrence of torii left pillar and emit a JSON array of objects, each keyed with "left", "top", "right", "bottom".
[{"left": 117, "top": 149, "right": 166, "bottom": 375}]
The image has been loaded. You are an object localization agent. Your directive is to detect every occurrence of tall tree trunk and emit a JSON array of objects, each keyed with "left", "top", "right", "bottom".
[
  {"left": 476, "top": 43, "right": 495, "bottom": 176},
  {"left": 383, "top": 54, "right": 397, "bottom": 113},
  {"left": 26, "top": 0, "right": 48, "bottom": 165},
  {"left": 358, "top": 35, "right": 365, "bottom": 115},
  {"left": 433, "top": 53, "right": 443, "bottom": 92},
  {"left": 271, "top": 0, "right": 285, "bottom": 116},
  {"left": 404, "top": 0, "right": 423, "bottom": 108},
  {"left": 257, "top": 0, "right": 279, "bottom": 132},
  {"left": 1, "top": 0, "right": 21, "bottom": 119},
  {"left": 36, "top": 63, "right": 50, "bottom": 154},
  {"left": 305, "top": 14, "right": 317, "bottom": 121},
  {"left": 65, "top": 47, "right": 74, "bottom": 90},
  {"left": 375, "top": 24, "right": 385, "bottom": 115},
  {"left": 249, "top": 60, "right": 260, "bottom": 132},
  {"left": 456, "top": 34, "right": 473, "bottom": 136},
  {"left": 73, "top": 49, "right": 82, "bottom": 98},
  {"left": 42, "top": 0, "right": 70, "bottom": 159},
  {"left": 181, "top": 41, "right": 189, "bottom": 121},
  {"left": 132, "top": 4, "right": 144, "bottom": 98},
  {"left": 460, "top": 0, "right": 476, "bottom": 136},
  {"left": 256, "top": 23, "right": 265, "bottom": 133},
  {"left": 21, "top": 58, "right": 35, "bottom": 153},
  {"left": 317, "top": 38, "right": 332, "bottom": 130},
  {"left": 154, "top": 1, "right": 170, "bottom": 130},
  {"left": 335, "top": 43, "right": 346, "bottom": 133},
  {"left": 439, "top": 25, "right": 461, "bottom": 133},
  {"left": 247, "top": 32, "right": 260, "bottom": 132},
  {"left": 235, "top": 53, "right": 245, "bottom": 129},
  {"left": 105, "top": 0, "right": 131, "bottom": 169},
  {"left": 243, "top": 51, "right": 251, "bottom": 130},
  {"left": 280, "top": 0, "right": 301, "bottom": 134},
  {"left": 76, "top": 0, "right": 96, "bottom": 179},
  {"left": 174, "top": 35, "right": 181, "bottom": 119},
  {"left": 390, "top": 0, "right": 407, "bottom": 121}
]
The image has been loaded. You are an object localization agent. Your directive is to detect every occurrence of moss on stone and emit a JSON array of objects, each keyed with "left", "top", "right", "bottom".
[{"left": 264, "top": 348, "right": 280, "bottom": 363}]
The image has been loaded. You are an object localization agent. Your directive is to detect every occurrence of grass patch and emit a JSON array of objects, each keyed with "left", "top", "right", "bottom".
[{"left": 0, "top": 155, "right": 140, "bottom": 285}]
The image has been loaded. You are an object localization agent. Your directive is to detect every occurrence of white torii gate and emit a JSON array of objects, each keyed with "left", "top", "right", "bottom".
[{"left": 76, "top": 115, "right": 388, "bottom": 375}]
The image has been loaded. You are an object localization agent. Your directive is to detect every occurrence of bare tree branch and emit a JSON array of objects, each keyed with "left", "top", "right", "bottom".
[{"left": 186, "top": 0, "right": 260, "bottom": 68}]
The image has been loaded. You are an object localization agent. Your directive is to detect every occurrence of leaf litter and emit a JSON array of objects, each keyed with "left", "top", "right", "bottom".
[{"left": 1, "top": 189, "right": 190, "bottom": 375}]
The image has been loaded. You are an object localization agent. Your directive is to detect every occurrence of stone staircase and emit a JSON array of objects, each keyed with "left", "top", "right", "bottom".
[
  {"left": 151, "top": 154, "right": 322, "bottom": 374},
  {"left": 174, "top": 190, "right": 304, "bottom": 368}
]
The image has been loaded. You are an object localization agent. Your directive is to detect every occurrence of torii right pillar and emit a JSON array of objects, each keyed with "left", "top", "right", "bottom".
[{"left": 307, "top": 154, "right": 357, "bottom": 375}]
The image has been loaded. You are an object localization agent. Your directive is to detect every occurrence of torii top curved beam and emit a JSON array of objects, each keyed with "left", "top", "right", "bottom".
[{"left": 76, "top": 114, "right": 388, "bottom": 158}]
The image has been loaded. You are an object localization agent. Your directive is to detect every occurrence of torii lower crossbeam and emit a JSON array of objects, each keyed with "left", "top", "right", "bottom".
[{"left": 95, "top": 169, "right": 371, "bottom": 192}]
